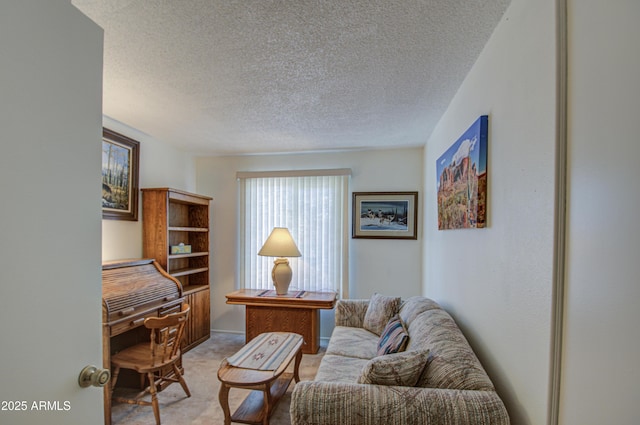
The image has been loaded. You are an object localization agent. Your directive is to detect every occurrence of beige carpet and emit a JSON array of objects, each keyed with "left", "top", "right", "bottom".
[{"left": 111, "top": 332, "right": 325, "bottom": 425}]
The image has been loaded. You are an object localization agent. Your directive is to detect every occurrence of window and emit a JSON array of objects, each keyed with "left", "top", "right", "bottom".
[{"left": 238, "top": 169, "right": 350, "bottom": 296}]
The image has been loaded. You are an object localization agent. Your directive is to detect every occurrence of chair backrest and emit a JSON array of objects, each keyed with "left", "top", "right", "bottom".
[{"left": 144, "top": 303, "right": 190, "bottom": 367}]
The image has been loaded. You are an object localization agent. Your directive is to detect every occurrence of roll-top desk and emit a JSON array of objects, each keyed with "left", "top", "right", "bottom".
[{"left": 102, "top": 259, "right": 184, "bottom": 425}]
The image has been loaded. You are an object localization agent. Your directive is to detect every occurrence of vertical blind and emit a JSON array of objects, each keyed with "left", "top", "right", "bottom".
[{"left": 238, "top": 170, "right": 350, "bottom": 296}]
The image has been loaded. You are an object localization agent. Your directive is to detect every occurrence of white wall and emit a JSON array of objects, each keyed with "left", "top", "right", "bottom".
[
  {"left": 101, "top": 116, "right": 196, "bottom": 261},
  {"left": 196, "top": 148, "right": 423, "bottom": 336},
  {"left": 0, "top": 1, "right": 104, "bottom": 424},
  {"left": 560, "top": 1, "right": 640, "bottom": 423},
  {"left": 423, "top": 1, "right": 556, "bottom": 424}
]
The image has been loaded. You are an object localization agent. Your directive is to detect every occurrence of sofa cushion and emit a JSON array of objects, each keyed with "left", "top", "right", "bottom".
[
  {"left": 376, "top": 315, "right": 409, "bottom": 356},
  {"left": 363, "top": 293, "right": 401, "bottom": 336},
  {"left": 315, "top": 354, "right": 370, "bottom": 383},
  {"left": 326, "top": 326, "right": 379, "bottom": 359},
  {"left": 334, "top": 299, "right": 370, "bottom": 328},
  {"left": 357, "top": 350, "right": 430, "bottom": 387},
  {"left": 406, "top": 309, "right": 495, "bottom": 391},
  {"left": 398, "top": 296, "right": 441, "bottom": 327}
]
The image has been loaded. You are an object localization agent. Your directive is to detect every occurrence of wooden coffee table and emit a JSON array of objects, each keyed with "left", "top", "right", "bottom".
[{"left": 217, "top": 332, "right": 303, "bottom": 425}]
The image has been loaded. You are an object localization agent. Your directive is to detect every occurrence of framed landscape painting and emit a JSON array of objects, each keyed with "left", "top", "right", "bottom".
[
  {"left": 102, "top": 128, "right": 139, "bottom": 221},
  {"left": 436, "top": 115, "right": 488, "bottom": 230},
  {"left": 352, "top": 192, "right": 418, "bottom": 239}
]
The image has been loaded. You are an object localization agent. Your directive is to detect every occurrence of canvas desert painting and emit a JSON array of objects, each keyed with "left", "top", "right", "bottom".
[{"left": 436, "top": 116, "right": 488, "bottom": 230}]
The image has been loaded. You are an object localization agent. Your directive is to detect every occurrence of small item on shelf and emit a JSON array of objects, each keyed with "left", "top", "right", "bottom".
[{"left": 170, "top": 243, "right": 192, "bottom": 254}]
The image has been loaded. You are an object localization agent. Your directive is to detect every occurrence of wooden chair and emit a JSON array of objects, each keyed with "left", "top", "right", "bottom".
[{"left": 110, "top": 304, "right": 191, "bottom": 425}]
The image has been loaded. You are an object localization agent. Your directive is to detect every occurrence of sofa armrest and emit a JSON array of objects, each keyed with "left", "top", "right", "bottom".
[
  {"left": 334, "top": 299, "right": 370, "bottom": 327},
  {"left": 290, "top": 381, "right": 510, "bottom": 425}
]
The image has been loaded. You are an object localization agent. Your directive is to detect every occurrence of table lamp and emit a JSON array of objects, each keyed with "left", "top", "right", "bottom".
[{"left": 258, "top": 227, "right": 301, "bottom": 295}]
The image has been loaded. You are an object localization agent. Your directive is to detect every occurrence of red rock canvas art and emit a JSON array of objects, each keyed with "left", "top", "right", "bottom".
[{"left": 436, "top": 116, "right": 488, "bottom": 230}]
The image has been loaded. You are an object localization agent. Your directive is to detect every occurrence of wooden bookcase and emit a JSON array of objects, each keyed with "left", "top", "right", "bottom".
[{"left": 142, "top": 188, "right": 213, "bottom": 351}]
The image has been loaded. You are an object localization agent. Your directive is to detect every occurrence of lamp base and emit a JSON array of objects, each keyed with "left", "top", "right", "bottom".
[{"left": 271, "top": 258, "right": 292, "bottom": 295}]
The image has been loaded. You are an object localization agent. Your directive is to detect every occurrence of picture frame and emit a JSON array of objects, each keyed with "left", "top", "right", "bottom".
[
  {"left": 352, "top": 192, "right": 418, "bottom": 239},
  {"left": 102, "top": 128, "right": 140, "bottom": 221},
  {"left": 436, "top": 115, "right": 488, "bottom": 230}
]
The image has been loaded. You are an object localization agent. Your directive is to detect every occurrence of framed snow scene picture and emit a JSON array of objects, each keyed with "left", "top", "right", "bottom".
[
  {"left": 436, "top": 115, "right": 488, "bottom": 230},
  {"left": 352, "top": 192, "right": 418, "bottom": 239}
]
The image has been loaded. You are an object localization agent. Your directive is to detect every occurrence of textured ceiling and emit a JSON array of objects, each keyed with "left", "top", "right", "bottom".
[{"left": 72, "top": 0, "right": 511, "bottom": 155}]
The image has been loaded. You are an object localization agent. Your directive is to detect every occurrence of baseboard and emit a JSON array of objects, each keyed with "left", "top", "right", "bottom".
[
  {"left": 210, "top": 329, "right": 331, "bottom": 344},
  {"left": 211, "top": 329, "right": 245, "bottom": 336}
]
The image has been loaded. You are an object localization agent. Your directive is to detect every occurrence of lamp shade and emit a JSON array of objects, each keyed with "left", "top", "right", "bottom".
[{"left": 258, "top": 227, "right": 301, "bottom": 258}]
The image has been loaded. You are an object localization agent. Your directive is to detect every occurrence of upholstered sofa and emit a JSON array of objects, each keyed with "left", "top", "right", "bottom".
[{"left": 290, "top": 295, "right": 510, "bottom": 425}]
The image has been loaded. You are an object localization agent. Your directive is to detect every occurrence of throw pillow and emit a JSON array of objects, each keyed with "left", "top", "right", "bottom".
[
  {"left": 357, "top": 349, "right": 430, "bottom": 387},
  {"left": 363, "top": 293, "right": 401, "bottom": 336},
  {"left": 377, "top": 315, "right": 409, "bottom": 356}
]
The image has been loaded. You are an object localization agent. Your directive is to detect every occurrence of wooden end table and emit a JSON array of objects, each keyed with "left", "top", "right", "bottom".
[
  {"left": 217, "top": 332, "right": 303, "bottom": 425},
  {"left": 225, "top": 289, "right": 337, "bottom": 354}
]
